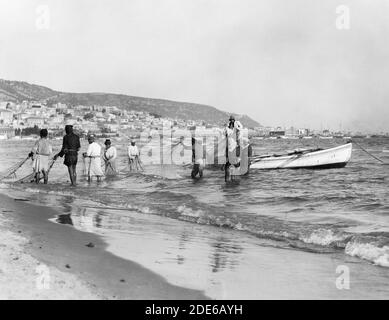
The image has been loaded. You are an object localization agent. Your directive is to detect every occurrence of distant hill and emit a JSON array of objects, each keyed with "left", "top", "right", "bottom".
[{"left": 0, "top": 79, "right": 260, "bottom": 128}]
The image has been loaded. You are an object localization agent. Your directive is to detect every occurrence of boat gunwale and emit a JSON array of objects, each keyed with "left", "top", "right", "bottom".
[{"left": 250, "top": 142, "right": 352, "bottom": 162}]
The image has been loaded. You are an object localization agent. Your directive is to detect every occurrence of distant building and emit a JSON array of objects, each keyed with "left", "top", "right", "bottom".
[
  {"left": 54, "top": 103, "right": 67, "bottom": 110},
  {"left": 0, "top": 127, "right": 15, "bottom": 139},
  {"left": 285, "top": 126, "right": 298, "bottom": 136},
  {"left": 298, "top": 128, "right": 310, "bottom": 136},
  {"left": 26, "top": 117, "right": 45, "bottom": 127},
  {"left": 32, "top": 104, "right": 44, "bottom": 109},
  {"left": 104, "top": 123, "right": 120, "bottom": 131},
  {"left": 269, "top": 128, "right": 285, "bottom": 137},
  {"left": 0, "top": 102, "right": 8, "bottom": 108},
  {"left": 0, "top": 109, "right": 14, "bottom": 125}
]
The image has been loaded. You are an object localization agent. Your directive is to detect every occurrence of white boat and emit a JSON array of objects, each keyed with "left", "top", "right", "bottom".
[{"left": 250, "top": 142, "right": 352, "bottom": 169}]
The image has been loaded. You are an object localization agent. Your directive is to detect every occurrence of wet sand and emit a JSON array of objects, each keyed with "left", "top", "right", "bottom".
[
  {"left": 92, "top": 207, "right": 389, "bottom": 299},
  {"left": 0, "top": 193, "right": 207, "bottom": 299},
  {"left": 1, "top": 190, "right": 389, "bottom": 299},
  {"left": 0, "top": 215, "right": 102, "bottom": 299}
]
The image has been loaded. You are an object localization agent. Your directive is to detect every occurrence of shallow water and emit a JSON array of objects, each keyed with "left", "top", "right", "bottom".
[{"left": 1, "top": 137, "right": 389, "bottom": 298}]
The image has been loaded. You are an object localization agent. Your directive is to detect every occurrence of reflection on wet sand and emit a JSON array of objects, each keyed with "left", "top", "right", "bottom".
[
  {"left": 60, "top": 196, "right": 75, "bottom": 214},
  {"left": 4, "top": 190, "right": 389, "bottom": 299},
  {"left": 210, "top": 238, "right": 243, "bottom": 273},
  {"left": 56, "top": 214, "right": 73, "bottom": 226},
  {"left": 94, "top": 210, "right": 104, "bottom": 228},
  {"left": 52, "top": 200, "right": 247, "bottom": 297}
]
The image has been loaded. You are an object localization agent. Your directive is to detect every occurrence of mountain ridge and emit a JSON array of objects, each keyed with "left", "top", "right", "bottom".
[{"left": 0, "top": 79, "right": 260, "bottom": 128}]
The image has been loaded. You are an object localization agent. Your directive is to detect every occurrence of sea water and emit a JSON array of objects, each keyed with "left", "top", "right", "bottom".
[{"left": 1, "top": 137, "right": 388, "bottom": 298}]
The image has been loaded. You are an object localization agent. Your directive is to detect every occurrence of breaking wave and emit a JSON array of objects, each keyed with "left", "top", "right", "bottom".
[{"left": 3, "top": 165, "right": 389, "bottom": 269}]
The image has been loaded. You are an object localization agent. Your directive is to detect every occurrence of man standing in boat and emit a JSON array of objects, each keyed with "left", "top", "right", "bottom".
[
  {"left": 54, "top": 125, "right": 81, "bottom": 186},
  {"left": 224, "top": 115, "right": 250, "bottom": 181},
  {"left": 224, "top": 116, "right": 242, "bottom": 171}
]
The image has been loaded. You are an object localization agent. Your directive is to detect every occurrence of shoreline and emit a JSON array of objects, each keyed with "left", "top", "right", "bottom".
[
  {"left": 0, "top": 193, "right": 207, "bottom": 300},
  {"left": 1, "top": 188, "right": 388, "bottom": 299}
]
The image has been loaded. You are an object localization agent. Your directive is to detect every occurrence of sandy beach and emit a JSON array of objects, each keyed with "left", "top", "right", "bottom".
[
  {"left": 0, "top": 193, "right": 206, "bottom": 299},
  {"left": 1, "top": 188, "right": 388, "bottom": 300}
]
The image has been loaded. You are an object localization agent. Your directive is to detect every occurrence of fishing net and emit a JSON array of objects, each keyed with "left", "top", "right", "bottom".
[
  {"left": 0, "top": 157, "right": 29, "bottom": 181},
  {"left": 170, "top": 128, "right": 250, "bottom": 176},
  {"left": 16, "top": 158, "right": 57, "bottom": 183}
]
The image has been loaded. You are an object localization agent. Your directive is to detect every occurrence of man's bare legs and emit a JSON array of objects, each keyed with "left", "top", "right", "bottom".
[
  {"left": 68, "top": 165, "right": 77, "bottom": 186},
  {"left": 42, "top": 170, "right": 48, "bottom": 184}
]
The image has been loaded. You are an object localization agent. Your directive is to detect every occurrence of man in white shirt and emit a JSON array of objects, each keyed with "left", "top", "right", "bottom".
[
  {"left": 224, "top": 116, "right": 244, "bottom": 181},
  {"left": 103, "top": 139, "right": 118, "bottom": 176},
  {"left": 224, "top": 115, "right": 244, "bottom": 164},
  {"left": 83, "top": 135, "right": 104, "bottom": 181},
  {"left": 128, "top": 141, "right": 140, "bottom": 171}
]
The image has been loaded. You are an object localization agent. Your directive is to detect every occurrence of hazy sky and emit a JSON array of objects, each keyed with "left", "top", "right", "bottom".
[{"left": 1, "top": 0, "right": 388, "bottom": 132}]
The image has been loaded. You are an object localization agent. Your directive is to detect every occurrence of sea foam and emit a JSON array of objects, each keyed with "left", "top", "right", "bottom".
[{"left": 345, "top": 242, "right": 389, "bottom": 267}]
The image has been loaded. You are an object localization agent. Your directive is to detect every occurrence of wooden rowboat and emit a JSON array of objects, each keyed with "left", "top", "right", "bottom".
[{"left": 250, "top": 142, "right": 352, "bottom": 170}]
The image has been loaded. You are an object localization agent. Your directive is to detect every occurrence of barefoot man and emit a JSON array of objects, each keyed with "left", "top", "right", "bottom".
[
  {"left": 128, "top": 141, "right": 140, "bottom": 171},
  {"left": 54, "top": 125, "right": 81, "bottom": 186},
  {"left": 103, "top": 139, "right": 118, "bottom": 176},
  {"left": 83, "top": 135, "right": 104, "bottom": 182},
  {"left": 29, "top": 129, "right": 53, "bottom": 184}
]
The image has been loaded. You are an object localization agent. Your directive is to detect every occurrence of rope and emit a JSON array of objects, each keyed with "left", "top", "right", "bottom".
[
  {"left": 0, "top": 157, "right": 29, "bottom": 181},
  {"left": 353, "top": 140, "right": 389, "bottom": 165},
  {"left": 16, "top": 158, "right": 57, "bottom": 183},
  {"left": 104, "top": 159, "right": 118, "bottom": 175},
  {"left": 136, "top": 156, "right": 144, "bottom": 171},
  {"left": 46, "top": 158, "right": 57, "bottom": 175}
]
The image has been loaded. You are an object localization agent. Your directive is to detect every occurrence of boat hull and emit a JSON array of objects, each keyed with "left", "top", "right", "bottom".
[{"left": 250, "top": 143, "right": 352, "bottom": 170}]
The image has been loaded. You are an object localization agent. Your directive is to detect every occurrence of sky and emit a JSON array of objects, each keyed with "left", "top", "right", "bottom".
[{"left": 0, "top": 0, "right": 388, "bottom": 132}]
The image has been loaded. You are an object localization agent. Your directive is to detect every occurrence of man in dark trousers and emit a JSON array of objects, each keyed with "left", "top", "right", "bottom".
[{"left": 54, "top": 125, "right": 81, "bottom": 186}]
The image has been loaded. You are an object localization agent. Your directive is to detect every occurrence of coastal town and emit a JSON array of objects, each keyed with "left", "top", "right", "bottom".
[{"left": 0, "top": 100, "right": 388, "bottom": 141}]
